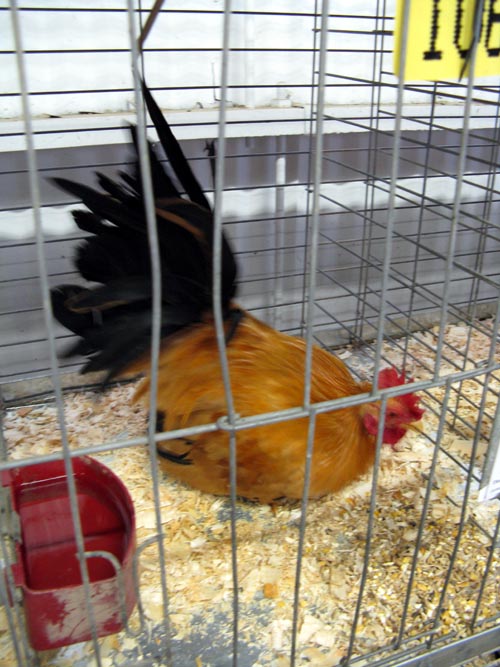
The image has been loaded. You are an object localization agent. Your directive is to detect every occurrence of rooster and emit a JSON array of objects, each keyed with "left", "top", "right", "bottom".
[{"left": 51, "top": 82, "right": 424, "bottom": 503}]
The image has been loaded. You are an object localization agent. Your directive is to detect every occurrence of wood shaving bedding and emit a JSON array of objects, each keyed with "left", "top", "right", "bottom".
[{"left": 1, "top": 321, "right": 499, "bottom": 667}]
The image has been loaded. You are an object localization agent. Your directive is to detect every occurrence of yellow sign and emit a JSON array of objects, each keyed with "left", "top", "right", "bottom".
[{"left": 394, "top": 0, "right": 500, "bottom": 80}]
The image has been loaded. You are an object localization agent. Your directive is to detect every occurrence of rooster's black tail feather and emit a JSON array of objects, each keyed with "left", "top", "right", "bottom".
[{"left": 51, "top": 80, "right": 237, "bottom": 380}]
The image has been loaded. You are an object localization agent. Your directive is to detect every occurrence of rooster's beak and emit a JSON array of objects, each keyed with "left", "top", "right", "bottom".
[{"left": 406, "top": 421, "right": 424, "bottom": 434}]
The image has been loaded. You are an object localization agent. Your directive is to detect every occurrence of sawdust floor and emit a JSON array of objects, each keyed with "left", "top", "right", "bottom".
[{"left": 1, "top": 320, "right": 500, "bottom": 667}]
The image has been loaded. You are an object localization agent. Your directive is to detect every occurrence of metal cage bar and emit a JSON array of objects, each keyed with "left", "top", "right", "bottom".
[{"left": 1, "top": 2, "right": 500, "bottom": 667}]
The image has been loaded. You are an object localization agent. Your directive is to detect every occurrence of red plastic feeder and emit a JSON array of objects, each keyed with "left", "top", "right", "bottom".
[{"left": 2, "top": 456, "right": 136, "bottom": 650}]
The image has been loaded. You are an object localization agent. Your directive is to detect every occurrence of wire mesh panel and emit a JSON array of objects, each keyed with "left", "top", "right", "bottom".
[{"left": 1, "top": 2, "right": 500, "bottom": 667}]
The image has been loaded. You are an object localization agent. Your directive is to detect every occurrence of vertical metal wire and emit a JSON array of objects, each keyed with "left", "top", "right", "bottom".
[
  {"left": 401, "top": 83, "right": 438, "bottom": 370},
  {"left": 433, "top": 0, "right": 486, "bottom": 378},
  {"left": 480, "top": 356, "right": 500, "bottom": 500},
  {"left": 344, "top": 396, "right": 388, "bottom": 665},
  {"left": 0, "top": 393, "right": 19, "bottom": 658},
  {"left": 300, "top": 0, "right": 320, "bottom": 336},
  {"left": 0, "top": 394, "right": 28, "bottom": 666},
  {"left": 450, "top": 88, "right": 500, "bottom": 430},
  {"left": 302, "top": 0, "right": 329, "bottom": 408},
  {"left": 0, "top": 518, "right": 34, "bottom": 666},
  {"left": 429, "top": 300, "right": 500, "bottom": 648},
  {"left": 371, "top": 0, "right": 411, "bottom": 387},
  {"left": 126, "top": 1, "right": 172, "bottom": 660},
  {"left": 211, "top": 2, "right": 240, "bottom": 665},
  {"left": 470, "top": 499, "right": 500, "bottom": 629},
  {"left": 243, "top": 0, "right": 256, "bottom": 109},
  {"left": 463, "top": 89, "right": 500, "bottom": 317},
  {"left": 289, "top": 411, "right": 317, "bottom": 666},
  {"left": 290, "top": 2, "right": 329, "bottom": 664},
  {"left": 0, "top": 394, "right": 7, "bottom": 461},
  {"left": 355, "top": 0, "right": 387, "bottom": 342},
  {"left": 9, "top": 3, "right": 103, "bottom": 663},
  {"left": 396, "top": 379, "right": 453, "bottom": 646},
  {"left": 272, "top": 136, "right": 286, "bottom": 329},
  {"left": 0, "top": 391, "right": 6, "bottom": 460}
]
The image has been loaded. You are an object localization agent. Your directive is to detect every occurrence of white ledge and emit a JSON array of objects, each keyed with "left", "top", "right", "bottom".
[{"left": 0, "top": 102, "right": 496, "bottom": 152}]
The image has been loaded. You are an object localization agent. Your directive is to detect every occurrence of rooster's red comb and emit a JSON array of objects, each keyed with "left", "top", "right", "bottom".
[
  {"left": 378, "top": 367, "right": 425, "bottom": 420},
  {"left": 378, "top": 367, "right": 405, "bottom": 388}
]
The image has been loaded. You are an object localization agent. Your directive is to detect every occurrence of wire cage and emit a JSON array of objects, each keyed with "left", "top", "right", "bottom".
[{"left": 1, "top": 1, "right": 500, "bottom": 666}]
